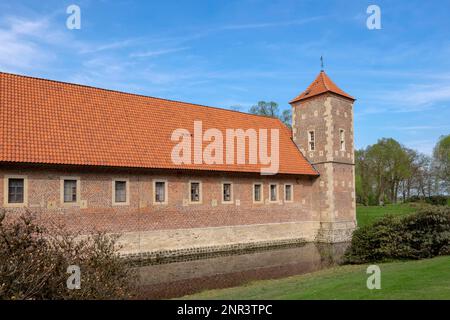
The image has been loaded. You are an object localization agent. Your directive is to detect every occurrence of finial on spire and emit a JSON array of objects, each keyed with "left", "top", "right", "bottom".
[{"left": 320, "top": 55, "right": 324, "bottom": 71}]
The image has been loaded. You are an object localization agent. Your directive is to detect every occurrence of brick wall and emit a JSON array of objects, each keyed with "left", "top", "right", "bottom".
[{"left": 0, "top": 165, "right": 319, "bottom": 235}]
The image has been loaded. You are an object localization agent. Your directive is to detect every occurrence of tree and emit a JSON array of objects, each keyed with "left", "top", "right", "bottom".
[
  {"left": 433, "top": 134, "right": 450, "bottom": 193},
  {"left": 248, "top": 101, "right": 291, "bottom": 128},
  {"left": 356, "top": 138, "right": 412, "bottom": 204}
]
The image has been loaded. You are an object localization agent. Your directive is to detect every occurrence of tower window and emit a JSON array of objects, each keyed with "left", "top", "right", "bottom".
[
  {"left": 339, "top": 129, "right": 345, "bottom": 151},
  {"left": 308, "top": 131, "right": 315, "bottom": 151}
]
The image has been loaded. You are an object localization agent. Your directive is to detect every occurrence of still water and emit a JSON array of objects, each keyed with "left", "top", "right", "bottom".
[{"left": 134, "top": 242, "right": 349, "bottom": 299}]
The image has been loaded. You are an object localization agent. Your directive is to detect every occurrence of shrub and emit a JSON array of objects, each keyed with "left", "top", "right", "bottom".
[
  {"left": 0, "top": 210, "right": 136, "bottom": 300},
  {"left": 407, "top": 195, "right": 448, "bottom": 206},
  {"left": 425, "top": 196, "right": 448, "bottom": 206},
  {"left": 344, "top": 206, "right": 450, "bottom": 264}
]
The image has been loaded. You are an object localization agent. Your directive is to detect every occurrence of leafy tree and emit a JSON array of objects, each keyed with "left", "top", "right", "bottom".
[
  {"left": 366, "top": 138, "right": 411, "bottom": 203},
  {"left": 433, "top": 134, "right": 450, "bottom": 192},
  {"left": 248, "top": 101, "right": 291, "bottom": 128},
  {"left": 356, "top": 138, "right": 413, "bottom": 205}
]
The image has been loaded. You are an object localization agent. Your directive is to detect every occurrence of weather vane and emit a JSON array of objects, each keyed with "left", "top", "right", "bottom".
[{"left": 320, "top": 56, "right": 324, "bottom": 71}]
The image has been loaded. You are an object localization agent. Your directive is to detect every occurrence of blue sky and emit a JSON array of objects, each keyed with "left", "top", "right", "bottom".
[{"left": 1, "top": 0, "right": 449, "bottom": 154}]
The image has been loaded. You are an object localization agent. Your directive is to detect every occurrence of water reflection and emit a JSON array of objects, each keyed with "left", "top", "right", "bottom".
[{"left": 135, "top": 242, "right": 349, "bottom": 299}]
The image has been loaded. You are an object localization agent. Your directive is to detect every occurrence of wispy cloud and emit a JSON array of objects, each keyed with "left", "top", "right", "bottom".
[
  {"left": 130, "top": 47, "right": 189, "bottom": 58},
  {"left": 219, "top": 16, "right": 326, "bottom": 31},
  {"left": 356, "top": 81, "right": 450, "bottom": 116},
  {"left": 79, "top": 38, "right": 143, "bottom": 54}
]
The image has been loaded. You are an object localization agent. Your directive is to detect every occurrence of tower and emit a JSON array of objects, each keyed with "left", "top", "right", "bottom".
[{"left": 290, "top": 71, "right": 357, "bottom": 242}]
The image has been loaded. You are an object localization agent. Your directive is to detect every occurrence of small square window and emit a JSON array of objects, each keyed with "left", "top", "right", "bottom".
[
  {"left": 115, "top": 181, "right": 127, "bottom": 203},
  {"left": 270, "top": 184, "right": 278, "bottom": 202},
  {"left": 63, "top": 180, "right": 77, "bottom": 203},
  {"left": 155, "top": 181, "right": 166, "bottom": 203},
  {"left": 223, "top": 183, "right": 232, "bottom": 202},
  {"left": 285, "top": 184, "right": 293, "bottom": 202},
  {"left": 190, "top": 182, "right": 201, "bottom": 202},
  {"left": 254, "top": 184, "right": 262, "bottom": 203},
  {"left": 8, "top": 178, "right": 24, "bottom": 204}
]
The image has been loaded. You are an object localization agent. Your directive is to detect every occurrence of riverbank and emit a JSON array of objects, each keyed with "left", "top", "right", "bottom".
[{"left": 181, "top": 255, "right": 450, "bottom": 299}]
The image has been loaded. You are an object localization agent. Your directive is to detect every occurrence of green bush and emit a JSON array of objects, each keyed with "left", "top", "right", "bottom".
[
  {"left": 0, "top": 210, "right": 136, "bottom": 300},
  {"left": 407, "top": 195, "right": 448, "bottom": 206},
  {"left": 345, "top": 206, "right": 450, "bottom": 264}
]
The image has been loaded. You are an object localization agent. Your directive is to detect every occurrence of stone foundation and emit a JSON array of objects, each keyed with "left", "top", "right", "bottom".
[
  {"left": 117, "top": 221, "right": 355, "bottom": 260},
  {"left": 315, "top": 221, "right": 356, "bottom": 243}
]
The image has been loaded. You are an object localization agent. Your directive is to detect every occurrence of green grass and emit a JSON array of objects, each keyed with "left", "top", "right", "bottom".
[
  {"left": 356, "top": 203, "right": 417, "bottom": 228},
  {"left": 182, "top": 256, "right": 450, "bottom": 300}
]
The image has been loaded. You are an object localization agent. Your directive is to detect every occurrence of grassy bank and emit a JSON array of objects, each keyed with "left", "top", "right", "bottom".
[
  {"left": 182, "top": 256, "right": 450, "bottom": 299},
  {"left": 356, "top": 203, "right": 417, "bottom": 227}
]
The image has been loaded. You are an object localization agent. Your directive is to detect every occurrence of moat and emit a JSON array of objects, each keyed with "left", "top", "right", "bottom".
[{"left": 134, "top": 242, "right": 349, "bottom": 299}]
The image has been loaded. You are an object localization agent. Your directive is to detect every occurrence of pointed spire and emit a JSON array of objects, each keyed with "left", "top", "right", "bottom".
[
  {"left": 320, "top": 56, "right": 324, "bottom": 71},
  {"left": 289, "top": 71, "right": 354, "bottom": 104}
]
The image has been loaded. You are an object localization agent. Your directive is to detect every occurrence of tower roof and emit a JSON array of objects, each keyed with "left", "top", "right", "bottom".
[{"left": 290, "top": 71, "right": 354, "bottom": 104}]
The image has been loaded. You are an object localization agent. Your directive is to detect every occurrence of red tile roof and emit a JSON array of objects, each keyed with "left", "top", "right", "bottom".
[
  {"left": 0, "top": 72, "right": 318, "bottom": 176},
  {"left": 290, "top": 71, "right": 354, "bottom": 103}
]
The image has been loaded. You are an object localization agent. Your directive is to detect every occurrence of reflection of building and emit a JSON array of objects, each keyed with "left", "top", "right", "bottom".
[{"left": 0, "top": 70, "right": 356, "bottom": 254}]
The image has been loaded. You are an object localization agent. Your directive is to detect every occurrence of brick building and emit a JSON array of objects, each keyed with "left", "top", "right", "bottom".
[{"left": 0, "top": 70, "right": 356, "bottom": 254}]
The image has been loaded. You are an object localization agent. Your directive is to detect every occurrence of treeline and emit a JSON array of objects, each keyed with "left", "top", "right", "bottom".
[{"left": 356, "top": 135, "right": 450, "bottom": 205}]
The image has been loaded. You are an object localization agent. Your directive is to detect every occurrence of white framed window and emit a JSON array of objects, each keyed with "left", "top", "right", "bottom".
[
  {"left": 284, "top": 184, "right": 293, "bottom": 202},
  {"left": 189, "top": 181, "right": 202, "bottom": 204},
  {"left": 269, "top": 183, "right": 278, "bottom": 203},
  {"left": 339, "top": 129, "right": 346, "bottom": 151},
  {"left": 253, "top": 183, "right": 263, "bottom": 204},
  {"left": 222, "top": 182, "right": 233, "bottom": 204},
  {"left": 308, "top": 130, "right": 315, "bottom": 151},
  {"left": 112, "top": 179, "right": 129, "bottom": 206},
  {"left": 153, "top": 180, "right": 168, "bottom": 205},
  {"left": 3, "top": 175, "right": 28, "bottom": 207},
  {"left": 60, "top": 176, "right": 81, "bottom": 206}
]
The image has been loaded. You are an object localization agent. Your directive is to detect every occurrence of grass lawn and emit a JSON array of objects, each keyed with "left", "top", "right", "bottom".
[
  {"left": 182, "top": 256, "right": 450, "bottom": 300},
  {"left": 356, "top": 203, "right": 417, "bottom": 228}
]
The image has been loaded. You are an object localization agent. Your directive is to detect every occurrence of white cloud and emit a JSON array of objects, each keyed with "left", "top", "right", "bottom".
[{"left": 0, "top": 16, "right": 55, "bottom": 72}]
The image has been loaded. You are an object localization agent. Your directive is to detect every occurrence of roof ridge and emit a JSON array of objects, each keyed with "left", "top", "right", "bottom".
[
  {"left": 320, "top": 71, "right": 330, "bottom": 91},
  {"left": 0, "top": 71, "right": 283, "bottom": 123}
]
